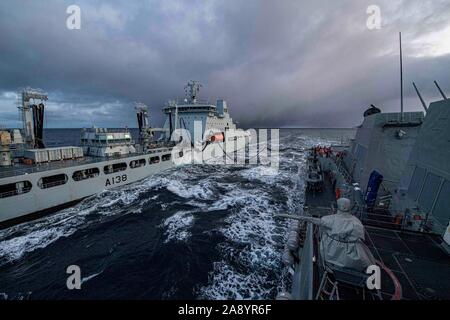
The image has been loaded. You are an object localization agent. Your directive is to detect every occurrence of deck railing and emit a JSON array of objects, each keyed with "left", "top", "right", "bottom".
[
  {"left": 0, "top": 187, "right": 32, "bottom": 198},
  {"left": 292, "top": 223, "right": 314, "bottom": 300}
]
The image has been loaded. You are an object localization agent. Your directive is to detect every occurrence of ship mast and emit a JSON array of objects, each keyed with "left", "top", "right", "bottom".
[
  {"left": 399, "top": 32, "right": 404, "bottom": 122},
  {"left": 184, "top": 80, "right": 202, "bottom": 104}
]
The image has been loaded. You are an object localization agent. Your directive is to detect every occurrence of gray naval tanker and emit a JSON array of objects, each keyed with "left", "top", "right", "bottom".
[{"left": 0, "top": 81, "right": 249, "bottom": 227}]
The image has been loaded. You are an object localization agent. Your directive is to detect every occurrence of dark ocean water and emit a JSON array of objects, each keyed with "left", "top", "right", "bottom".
[{"left": 0, "top": 128, "right": 355, "bottom": 300}]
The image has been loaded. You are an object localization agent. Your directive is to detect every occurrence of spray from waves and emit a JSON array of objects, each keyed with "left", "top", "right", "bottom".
[
  {"left": 166, "top": 179, "right": 214, "bottom": 200},
  {"left": 161, "top": 210, "right": 195, "bottom": 243},
  {"left": 197, "top": 162, "right": 303, "bottom": 299},
  {"left": 81, "top": 270, "right": 104, "bottom": 285}
]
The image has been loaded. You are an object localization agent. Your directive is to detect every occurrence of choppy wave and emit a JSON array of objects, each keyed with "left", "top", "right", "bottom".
[{"left": 162, "top": 210, "right": 195, "bottom": 243}]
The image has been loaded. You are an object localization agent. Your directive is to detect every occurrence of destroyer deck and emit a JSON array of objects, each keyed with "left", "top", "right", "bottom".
[{"left": 305, "top": 176, "right": 450, "bottom": 300}]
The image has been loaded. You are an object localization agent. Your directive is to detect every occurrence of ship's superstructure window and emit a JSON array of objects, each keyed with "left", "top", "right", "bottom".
[
  {"left": 72, "top": 167, "right": 100, "bottom": 181},
  {"left": 38, "top": 174, "right": 68, "bottom": 189},
  {"left": 149, "top": 156, "right": 160, "bottom": 164},
  {"left": 162, "top": 154, "right": 171, "bottom": 161},
  {"left": 0, "top": 181, "right": 32, "bottom": 198},
  {"left": 104, "top": 162, "right": 127, "bottom": 174},
  {"left": 130, "top": 159, "right": 146, "bottom": 168}
]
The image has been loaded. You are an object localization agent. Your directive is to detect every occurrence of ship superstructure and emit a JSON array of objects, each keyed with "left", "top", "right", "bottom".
[
  {"left": 162, "top": 81, "right": 238, "bottom": 144},
  {"left": 276, "top": 35, "right": 450, "bottom": 300},
  {"left": 0, "top": 82, "right": 246, "bottom": 227}
]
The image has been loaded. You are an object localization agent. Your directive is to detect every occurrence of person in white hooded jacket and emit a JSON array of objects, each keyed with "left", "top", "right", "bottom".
[{"left": 278, "top": 198, "right": 376, "bottom": 272}]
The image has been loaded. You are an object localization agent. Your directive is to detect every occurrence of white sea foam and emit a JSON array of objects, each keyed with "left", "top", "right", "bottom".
[
  {"left": 81, "top": 270, "right": 103, "bottom": 285},
  {"left": 162, "top": 210, "right": 195, "bottom": 243},
  {"left": 198, "top": 142, "right": 310, "bottom": 299},
  {"left": 199, "top": 261, "right": 273, "bottom": 300},
  {"left": 166, "top": 179, "right": 213, "bottom": 200},
  {"left": 239, "top": 166, "right": 284, "bottom": 184}
]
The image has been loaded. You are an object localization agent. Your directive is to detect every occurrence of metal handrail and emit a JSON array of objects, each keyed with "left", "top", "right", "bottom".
[
  {"left": 39, "top": 179, "right": 67, "bottom": 189},
  {"left": 293, "top": 222, "right": 314, "bottom": 300}
]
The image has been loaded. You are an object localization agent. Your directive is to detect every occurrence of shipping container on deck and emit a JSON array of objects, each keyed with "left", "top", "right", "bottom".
[
  {"left": 60, "top": 147, "right": 73, "bottom": 160},
  {"left": 24, "top": 149, "right": 49, "bottom": 163},
  {"left": 47, "top": 148, "right": 62, "bottom": 161}
]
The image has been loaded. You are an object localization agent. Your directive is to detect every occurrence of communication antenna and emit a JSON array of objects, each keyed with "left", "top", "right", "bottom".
[
  {"left": 412, "top": 82, "right": 427, "bottom": 112},
  {"left": 433, "top": 80, "right": 448, "bottom": 100}
]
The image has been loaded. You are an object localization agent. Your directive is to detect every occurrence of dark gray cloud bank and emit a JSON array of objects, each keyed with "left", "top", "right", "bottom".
[{"left": 1, "top": 0, "right": 450, "bottom": 128}]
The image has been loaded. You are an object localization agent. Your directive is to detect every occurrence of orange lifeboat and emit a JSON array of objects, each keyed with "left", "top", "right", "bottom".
[{"left": 210, "top": 133, "right": 224, "bottom": 142}]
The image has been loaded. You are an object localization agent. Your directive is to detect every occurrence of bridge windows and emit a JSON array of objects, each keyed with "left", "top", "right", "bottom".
[
  {"left": 104, "top": 162, "right": 127, "bottom": 174},
  {"left": 130, "top": 158, "right": 146, "bottom": 168},
  {"left": 162, "top": 154, "right": 171, "bottom": 162},
  {"left": 38, "top": 174, "right": 68, "bottom": 189},
  {"left": 0, "top": 181, "right": 32, "bottom": 198},
  {"left": 72, "top": 167, "right": 100, "bottom": 181}
]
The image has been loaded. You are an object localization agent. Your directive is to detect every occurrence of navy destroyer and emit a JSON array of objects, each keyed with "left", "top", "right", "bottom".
[
  {"left": 0, "top": 81, "right": 249, "bottom": 227},
  {"left": 276, "top": 34, "right": 450, "bottom": 300}
]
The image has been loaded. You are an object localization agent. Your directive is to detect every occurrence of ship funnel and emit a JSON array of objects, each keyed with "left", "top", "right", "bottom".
[
  {"left": 412, "top": 82, "right": 428, "bottom": 112},
  {"left": 434, "top": 80, "right": 448, "bottom": 100}
]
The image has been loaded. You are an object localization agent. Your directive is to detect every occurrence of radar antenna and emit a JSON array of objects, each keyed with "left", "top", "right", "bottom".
[{"left": 184, "top": 81, "right": 202, "bottom": 104}]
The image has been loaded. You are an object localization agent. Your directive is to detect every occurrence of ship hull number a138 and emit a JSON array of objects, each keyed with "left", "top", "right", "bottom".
[{"left": 105, "top": 174, "right": 127, "bottom": 187}]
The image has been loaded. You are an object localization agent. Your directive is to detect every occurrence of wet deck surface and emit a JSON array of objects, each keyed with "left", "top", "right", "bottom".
[
  {"left": 365, "top": 226, "right": 450, "bottom": 300},
  {"left": 305, "top": 178, "right": 450, "bottom": 300}
]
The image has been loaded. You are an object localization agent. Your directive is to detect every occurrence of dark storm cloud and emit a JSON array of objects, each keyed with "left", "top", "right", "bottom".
[{"left": 0, "top": 0, "right": 449, "bottom": 128}]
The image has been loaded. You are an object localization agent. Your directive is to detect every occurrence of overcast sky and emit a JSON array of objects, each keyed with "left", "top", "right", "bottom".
[{"left": 1, "top": 0, "right": 450, "bottom": 128}]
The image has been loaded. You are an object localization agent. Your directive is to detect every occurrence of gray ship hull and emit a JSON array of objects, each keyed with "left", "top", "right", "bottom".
[
  {"left": 0, "top": 150, "right": 174, "bottom": 225},
  {"left": 0, "top": 141, "right": 243, "bottom": 226}
]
